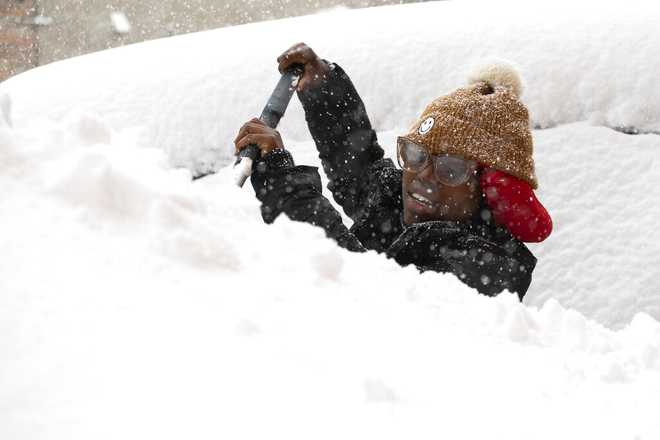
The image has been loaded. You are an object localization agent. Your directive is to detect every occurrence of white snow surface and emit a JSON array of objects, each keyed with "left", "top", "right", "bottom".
[{"left": 2, "top": 1, "right": 660, "bottom": 438}]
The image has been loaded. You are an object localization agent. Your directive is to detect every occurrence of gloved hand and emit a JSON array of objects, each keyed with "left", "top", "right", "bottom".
[
  {"left": 277, "top": 42, "right": 330, "bottom": 92},
  {"left": 480, "top": 168, "right": 553, "bottom": 243}
]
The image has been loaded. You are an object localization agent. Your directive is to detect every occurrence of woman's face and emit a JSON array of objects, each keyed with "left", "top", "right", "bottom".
[{"left": 401, "top": 161, "right": 481, "bottom": 225}]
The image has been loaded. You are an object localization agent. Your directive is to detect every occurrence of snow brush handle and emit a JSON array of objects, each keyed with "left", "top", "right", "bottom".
[{"left": 234, "top": 64, "right": 304, "bottom": 187}]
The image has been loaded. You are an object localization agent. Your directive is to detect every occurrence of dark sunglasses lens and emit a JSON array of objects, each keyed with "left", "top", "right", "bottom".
[
  {"left": 433, "top": 156, "right": 473, "bottom": 186},
  {"left": 397, "top": 140, "right": 428, "bottom": 171}
]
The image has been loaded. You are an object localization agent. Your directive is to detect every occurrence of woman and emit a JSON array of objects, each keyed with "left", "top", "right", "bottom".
[{"left": 234, "top": 43, "right": 552, "bottom": 299}]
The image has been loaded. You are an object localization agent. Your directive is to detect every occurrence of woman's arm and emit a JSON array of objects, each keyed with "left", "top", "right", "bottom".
[
  {"left": 250, "top": 149, "right": 366, "bottom": 252},
  {"left": 277, "top": 43, "right": 385, "bottom": 221},
  {"left": 234, "top": 118, "right": 365, "bottom": 252}
]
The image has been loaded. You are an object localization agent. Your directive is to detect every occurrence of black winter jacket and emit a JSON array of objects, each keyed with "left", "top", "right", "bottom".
[{"left": 250, "top": 63, "right": 536, "bottom": 299}]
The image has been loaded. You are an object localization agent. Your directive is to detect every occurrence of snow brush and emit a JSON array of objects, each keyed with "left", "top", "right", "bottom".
[{"left": 233, "top": 64, "right": 304, "bottom": 187}]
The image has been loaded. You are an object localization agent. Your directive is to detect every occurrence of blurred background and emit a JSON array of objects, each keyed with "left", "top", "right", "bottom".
[{"left": 0, "top": 0, "right": 424, "bottom": 82}]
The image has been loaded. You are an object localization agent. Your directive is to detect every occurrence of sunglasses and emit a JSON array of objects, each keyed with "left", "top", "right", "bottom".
[{"left": 397, "top": 137, "right": 478, "bottom": 187}]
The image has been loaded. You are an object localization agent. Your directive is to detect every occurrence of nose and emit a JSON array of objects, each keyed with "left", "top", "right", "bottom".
[{"left": 415, "top": 161, "right": 437, "bottom": 183}]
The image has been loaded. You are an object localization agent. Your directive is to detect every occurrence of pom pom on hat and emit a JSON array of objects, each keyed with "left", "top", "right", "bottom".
[{"left": 468, "top": 59, "right": 524, "bottom": 98}]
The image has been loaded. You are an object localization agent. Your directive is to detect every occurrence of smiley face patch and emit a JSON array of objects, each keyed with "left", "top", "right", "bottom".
[{"left": 418, "top": 117, "right": 435, "bottom": 135}]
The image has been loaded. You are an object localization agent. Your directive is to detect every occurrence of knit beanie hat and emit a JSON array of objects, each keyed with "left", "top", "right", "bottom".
[{"left": 401, "top": 61, "right": 538, "bottom": 188}]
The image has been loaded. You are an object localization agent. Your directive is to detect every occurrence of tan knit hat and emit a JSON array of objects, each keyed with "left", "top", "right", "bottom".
[{"left": 401, "top": 61, "right": 538, "bottom": 188}]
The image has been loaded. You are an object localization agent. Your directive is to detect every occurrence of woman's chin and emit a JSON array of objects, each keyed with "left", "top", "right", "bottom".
[{"left": 403, "top": 196, "right": 475, "bottom": 224}]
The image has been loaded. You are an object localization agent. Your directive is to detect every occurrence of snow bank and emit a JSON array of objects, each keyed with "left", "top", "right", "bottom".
[
  {"left": 1, "top": 114, "right": 660, "bottom": 439},
  {"left": 1, "top": 1, "right": 660, "bottom": 173}
]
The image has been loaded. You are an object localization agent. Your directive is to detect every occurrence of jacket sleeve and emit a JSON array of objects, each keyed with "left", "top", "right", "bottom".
[
  {"left": 297, "top": 62, "right": 385, "bottom": 222},
  {"left": 250, "top": 148, "right": 366, "bottom": 253},
  {"left": 348, "top": 159, "right": 405, "bottom": 253}
]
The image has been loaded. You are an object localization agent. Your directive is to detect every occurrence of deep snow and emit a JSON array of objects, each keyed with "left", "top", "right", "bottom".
[
  {"left": 2, "top": 1, "right": 660, "bottom": 439},
  {"left": 2, "top": 116, "right": 660, "bottom": 439}
]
